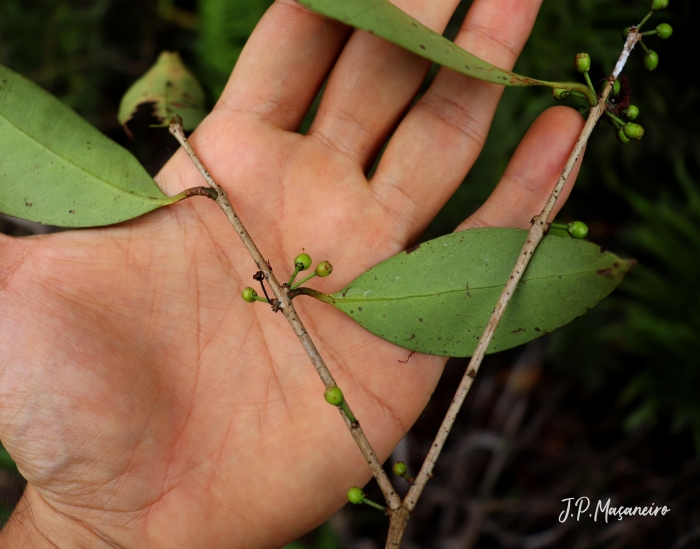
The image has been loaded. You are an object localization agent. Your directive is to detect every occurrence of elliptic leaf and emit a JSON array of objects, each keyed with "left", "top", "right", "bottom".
[
  {"left": 298, "top": 0, "right": 596, "bottom": 104},
  {"left": 307, "top": 229, "right": 632, "bottom": 357},
  {"left": 0, "top": 63, "right": 185, "bottom": 227},
  {"left": 118, "top": 51, "right": 207, "bottom": 131}
]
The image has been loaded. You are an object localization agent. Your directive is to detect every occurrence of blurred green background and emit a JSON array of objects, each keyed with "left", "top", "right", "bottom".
[{"left": 1, "top": 0, "right": 699, "bottom": 547}]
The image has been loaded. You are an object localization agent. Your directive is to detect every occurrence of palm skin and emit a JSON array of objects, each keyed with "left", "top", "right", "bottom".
[{"left": 0, "top": 0, "right": 585, "bottom": 547}]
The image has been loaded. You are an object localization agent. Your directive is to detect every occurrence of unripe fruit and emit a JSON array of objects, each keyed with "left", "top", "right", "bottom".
[
  {"left": 624, "top": 105, "right": 639, "bottom": 120},
  {"left": 552, "top": 88, "right": 570, "bottom": 101},
  {"left": 393, "top": 461, "right": 408, "bottom": 477},
  {"left": 574, "top": 53, "right": 591, "bottom": 74},
  {"left": 651, "top": 0, "right": 668, "bottom": 11},
  {"left": 567, "top": 221, "right": 589, "bottom": 239},
  {"left": 294, "top": 253, "right": 312, "bottom": 271},
  {"left": 242, "top": 287, "right": 257, "bottom": 302},
  {"left": 324, "top": 386, "right": 344, "bottom": 406},
  {"left": 616, "top": 128, "right": 630, "bottom": 144},
  {"left": 623, "top": 123, "right": 645, "bottom": 140},
  {"left": 316, "top": 261, "right": 333, "bottom": 277},
  {"left": 347, "top": 487, "right": 364, "bottom": 505},
  {"left": 656, "top": 23, "right": 673, "bottom": 39},
  {"left": 643, "top": 50, "right": 659, "bottom": 71},
  {"left": 611, "top": 80, "right": 621, "bottom": 96},
  {"left": 621, "top": 27, "right": 632, "bottom": 41}
]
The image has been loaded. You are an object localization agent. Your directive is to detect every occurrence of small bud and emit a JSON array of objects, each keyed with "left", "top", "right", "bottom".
[
  {"left": 242, "top": 287, "right": 257, "bottom": 302},
  {"left": 324, "top": 386, "right": 344, "bottom": 406},
  {"left": 574, "top": 53, "right": 591, "bottom": 74},
  {"left": 393, "top": 461, "right": 409, "bottom": 477},
  {"left": 621, "top": 26, "right": 632, "bottom": 41},
  {"left": 316, "top": 261, "right": 333, "bottom": 277},
  {"left": 623, "top": 105, "right": 639, "bottom": 120},
  {"left": 567, "top": 221, "right": 589, "bottom": 239},
  {"left": 656, "top": 23, "right": 673, "bottom": 39},
  {"left": 643, "top": 50, "right": 659, "bottom": 71},
  {"left": 651, "top": 0, "right": 668, "bottom": 11},
  {"left": 623, "top": 122, "right": 645, "bottom": 140},
  {"left": 294, "top": 253, "right": 312, "bottom": 271},
  {"left": 552, "top": 88, "right": 570, "bottom": 101},
  {"left": 611, "top": 80, "right": 621, "bottom": 96},
  {"left": 616, "top": 128, "right": 630, "bottom": 144},
  {"left": 347, "top": 487, "right": 365, "bottom": 505}
]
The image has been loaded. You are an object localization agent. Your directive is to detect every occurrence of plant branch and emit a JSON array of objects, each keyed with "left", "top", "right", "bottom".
[
  {"left": 168, "top": 116, "right": 402, "bottom": 510},
  {"left": 385, "top": 30, "right": 642, "bottom": 547}
]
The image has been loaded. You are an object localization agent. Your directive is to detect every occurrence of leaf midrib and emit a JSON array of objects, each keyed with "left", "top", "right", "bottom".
[
  {"left": 0, "top": 98, "right": 163, "bottom": 202},
  {"left": 333, "top": 266, "right": 617, "bottom": 303}
]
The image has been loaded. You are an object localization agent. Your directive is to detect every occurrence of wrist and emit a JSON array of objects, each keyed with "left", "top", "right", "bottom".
[{"left": 0, "top": 485, "right": 115, "bottom": 549}]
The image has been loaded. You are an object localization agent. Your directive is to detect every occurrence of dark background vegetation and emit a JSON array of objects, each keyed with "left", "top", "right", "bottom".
[{"left": 1, "top": 0, "right": 699, "bottom": 547}]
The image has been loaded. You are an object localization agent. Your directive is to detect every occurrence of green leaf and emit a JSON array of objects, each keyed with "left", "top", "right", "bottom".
[
  {"left": 118, "top": 51, "right": 207, "bottom": 131},
  {"left": 196, "top": 0, "right": 274, "bottom": 99},
  {"left": 0, "top": 63, "right": 185, "bottom": 227},
  {"left": 0, "top": 443, "right": 17, "bottom": 472},
  {"left": 298, "top": 0, "right": 596, "bottom": 105},
  {"left": 301, "top": 229, "right": 632, "bottom": 357}
]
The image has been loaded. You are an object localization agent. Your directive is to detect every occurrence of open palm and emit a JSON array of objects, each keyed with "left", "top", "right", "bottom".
[{"left": 0, "top": 0, "right": 584, "bottom": 547}]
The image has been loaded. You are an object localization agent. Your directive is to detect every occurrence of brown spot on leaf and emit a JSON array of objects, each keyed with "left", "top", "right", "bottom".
[
  {"left": 406, "top": 243, "right": 421, "bottom": 254},
  {"left": 512, "top": 328, "right": 525, "bottom": 334}
]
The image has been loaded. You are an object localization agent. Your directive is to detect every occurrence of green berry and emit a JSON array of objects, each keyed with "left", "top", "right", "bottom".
[
  {"left": 294, "top": 253, "right": 312, "bottom": 271},
  {"left": 242, "top": 287, "right": 257, "bottom": 302},
  {"left": 656, "top": 23, "right": 673, "bottom": 39},
  {"left": 393, "top": 461, "right": 408, "bottom": 477},
  {"left": 611, "top": 80, "right": 621, "bottom": 96},
  {"left": 324, "top": 386, "right": 344, "bottom": 406},
  {"left": 347, "top": 487, "right": 364, "bottom": 505},
  {"left": 624, "top": 122, "right": 645, "bottom": 140},
  {"left": 574, "top": 53, "right": 591, "bottom": 74},
  {"left": 621, "top": 27, "right": 632, "bottom": 41},
  {"left": 567, "top": 221, "right": 589, "bottom": 239},
  {"left": 643, "top": 50, "right": 659, "bottom": 71},
  {"left": 552, "top": 88, "right": 570, "bottom": 101},
  {"left": 651, "top": 0, "right": 668, "bottom": 11},
  {"left": 624, "top": 105, "right": 639, "bottom": 120},
  {"left": 616, "top": 128, "right": 630, "bottom": 144},
  {"left": 316, "top": 261, "right": 333, "bottom": 277}
]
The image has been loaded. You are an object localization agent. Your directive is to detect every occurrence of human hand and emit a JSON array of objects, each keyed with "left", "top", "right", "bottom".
[{"left": 0, "top": 0, "right": 584, "bottom": 547}]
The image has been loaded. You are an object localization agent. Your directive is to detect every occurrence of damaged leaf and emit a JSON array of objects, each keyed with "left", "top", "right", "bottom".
[
  {"left": 298, "top": 0, "right": 596, "bottom": 105},
  {"left": 118, "top": 51, "right": 207, "bottom": 131},
  {"left": 0, "top": 63, "right": 186, "bottom": 227},
  {"left": 303, "top": 229, "right": 632, "bottom": 357}
]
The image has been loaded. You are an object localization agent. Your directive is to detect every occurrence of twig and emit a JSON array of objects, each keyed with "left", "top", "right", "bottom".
[
  {"left": 385, "top": 30, "right": 642, "bottom": 548},
  {"left": 168, "top": 116, "right": 402, "bottom": 511}
]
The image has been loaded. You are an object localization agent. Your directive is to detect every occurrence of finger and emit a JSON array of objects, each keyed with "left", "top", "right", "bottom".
[
  {"left": 456, "top": 106, "right": 585, "bottom": 231},
  {"left": 305, "top": 0, "right": 459, "bottom": 170},
  {"left": 215, "top": 0, "right": 351, "bottom": 131},
  {"left": 371, "top": 0, "right": 546, "bottom": 240}
]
